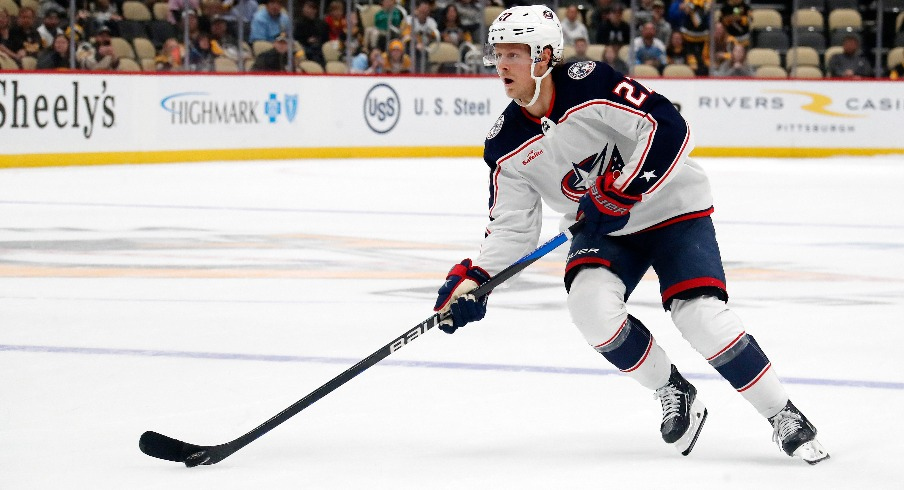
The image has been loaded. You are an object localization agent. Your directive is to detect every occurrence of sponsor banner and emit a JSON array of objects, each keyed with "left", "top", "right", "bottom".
[
  {"left": 643, "top": 78, "right": 904, "bottom": 149},
  {"left": 1, "top": 73, "right": 509, "bottom": 155},
  {"left": 0, "top": 76, "right": 120, "bottom": 148},
  {"left": 1, "top": 73, "right": 902, "bottom": 163}
]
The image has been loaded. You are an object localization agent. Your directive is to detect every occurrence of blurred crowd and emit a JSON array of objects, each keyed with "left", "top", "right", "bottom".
[{"left": 0, "top": 0, "right": 902, "bottom": 78}]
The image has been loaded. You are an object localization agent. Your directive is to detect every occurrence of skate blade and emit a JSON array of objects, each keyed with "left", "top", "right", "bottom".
[
  {"left": 793, "top": 439, "right": 830, "bottom": 465},
  {"left": 675, "top": 398, "right": 708, "bottom": 456}
]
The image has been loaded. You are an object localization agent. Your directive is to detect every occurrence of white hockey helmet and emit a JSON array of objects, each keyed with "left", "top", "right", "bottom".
[
  {"left": 484, "top": 5, "right": 564, "bottom": 107},
  {"left": 484, "top": 5, "right": 564, "bottom": 67}
]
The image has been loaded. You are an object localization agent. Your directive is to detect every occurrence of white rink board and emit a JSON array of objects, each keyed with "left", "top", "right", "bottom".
[{"left": 1, "top": 72, "right": 903, "bottom": 162}]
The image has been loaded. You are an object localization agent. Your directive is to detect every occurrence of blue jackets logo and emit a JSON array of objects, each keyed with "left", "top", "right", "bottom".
[
  {"left": 364, "top": 83, "right": 400, "bottom": 134},
  {"left": 161, "top": 92, "right": 299, "bottom": 124}
]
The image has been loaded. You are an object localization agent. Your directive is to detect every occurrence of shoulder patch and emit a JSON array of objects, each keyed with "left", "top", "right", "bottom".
[
  {"left": 486, "top": 114, "right": 504, "bottom": 140},
  {"left": 567, "top": 61, "right": 596, "bottom": 80}
]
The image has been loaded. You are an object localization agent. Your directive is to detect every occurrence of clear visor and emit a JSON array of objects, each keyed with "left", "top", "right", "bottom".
[{"left": 483, "top": 43, "right": 536, "bottom": 67}]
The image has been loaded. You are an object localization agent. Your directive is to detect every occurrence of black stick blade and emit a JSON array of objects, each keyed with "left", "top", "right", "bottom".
[{"left": 139, "top": 431, "right": 206, "bottom": 465}]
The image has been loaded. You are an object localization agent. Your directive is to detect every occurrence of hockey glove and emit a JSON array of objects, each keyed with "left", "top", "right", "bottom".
[
  {"left": 576, "top": 172, "right": 641, "bottom": 239},
  {"left": 434, "top": 259, "right": 491, "bottom": 334}
]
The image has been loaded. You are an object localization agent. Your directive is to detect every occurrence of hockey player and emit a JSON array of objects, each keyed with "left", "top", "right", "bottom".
[{"left": 433, "top": 4, "right": 829, "bottom": 464}]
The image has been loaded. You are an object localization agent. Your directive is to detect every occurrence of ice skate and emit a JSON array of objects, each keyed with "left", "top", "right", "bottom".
[
  {"left": 769, "top": 400, "right": 830, "bottom": 465},
  {"left": 654, "top": 365, "right": 708, "bottom": 456}
]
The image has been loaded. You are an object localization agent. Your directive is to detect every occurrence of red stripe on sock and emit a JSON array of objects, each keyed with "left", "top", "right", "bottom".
[
  {"left": 594, "top": 318, "right": 628, "bottom": 349},
  {"left": 622, "top": 337, "right": 653, "bottom": 373},
  {"left": 706, "top": 332, "right": 746, "bottom": 362},
  {"left": 738, "top": 363, "right": 772, "bottom": 392}
]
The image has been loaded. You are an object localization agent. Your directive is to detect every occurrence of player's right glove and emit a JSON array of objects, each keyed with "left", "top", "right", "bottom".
[
  {"left": 576, "top": 171, "right": 641, "bottom": 239},
  {"left": 433, "top": 259, "right": 491, "bottom": 334}
]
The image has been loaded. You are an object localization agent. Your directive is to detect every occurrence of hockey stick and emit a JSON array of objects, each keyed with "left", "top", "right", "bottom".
[{"left": 139, "top": 221, "right": 583, "bottom": 467}]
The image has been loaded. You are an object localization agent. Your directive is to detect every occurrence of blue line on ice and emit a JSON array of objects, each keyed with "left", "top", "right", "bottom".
[
  {"left": 2, "top": 343, "right": 901, "bottom": 391},
  {"left": 2, "top": 199, "right": 901, "bottom": 230}
]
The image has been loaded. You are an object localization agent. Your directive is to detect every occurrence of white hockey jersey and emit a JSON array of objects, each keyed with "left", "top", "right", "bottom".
[{"left": 476, "top": 61, "right": 714, "bottom": 275}]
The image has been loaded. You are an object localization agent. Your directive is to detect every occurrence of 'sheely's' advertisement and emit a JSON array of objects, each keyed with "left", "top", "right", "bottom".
[{"left": 0, "top": 78, "right": 116, "bottom": 140}]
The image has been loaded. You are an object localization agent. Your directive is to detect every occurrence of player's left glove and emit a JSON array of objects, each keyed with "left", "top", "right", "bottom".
[
  {"left": 576, "top": 172, "right": 641, "bottom": 239},
  {"left": 433, "top": 259, "right": 491, "bottom": 334}
]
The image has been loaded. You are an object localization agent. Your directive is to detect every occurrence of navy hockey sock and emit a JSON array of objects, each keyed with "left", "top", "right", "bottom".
[
  {"left": 594, "top": 314, "right": 653, "bottom": 372},
  {"left": 708, "top": 333, "right": 771, "bottom": 391}
]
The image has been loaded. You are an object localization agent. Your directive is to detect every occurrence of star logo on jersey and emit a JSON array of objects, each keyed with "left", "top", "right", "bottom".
[
  {"left": 570, "top": 159, "right": 594, "bottom": 188},
  {"left": 560, "top": 148, "right": 605, "bottom": 201},
  {"left": 560, "top": 143, "right": 627, "bottom": 202},
  {"left": 640, "top": 170, "right": 657, "bottom": 182}
]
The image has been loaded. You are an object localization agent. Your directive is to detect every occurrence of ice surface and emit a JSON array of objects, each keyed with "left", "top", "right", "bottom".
[{"left": 1, "top": 157, "right": 902, "bottom": 488}]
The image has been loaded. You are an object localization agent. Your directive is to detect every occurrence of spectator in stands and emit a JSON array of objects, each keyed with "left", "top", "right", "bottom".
[
  {"left": 562, "top": 5, "right": 589, "bottom": 47},
  {"left": 188, "top": 31, "right": 215, "bottom": 71},
  {"left": 565, "top": 37, "right": 592, "bottom": 63},
  {"left": 601, "top": 43, "right": 628, "bottom": 74},
  {"left": 372, "top": 0, "right": 404, "bottom": 49},
  {"left": 168, "top": 0, "right": 201, "bottom": 25},
  {"left": 890, "top": 61, "right": 904, "bottom": 80},
  {"left": 184, "top": 10, "right": 203, "bottom": 43},
  {"left": 36, "top": 9, "right": 63, "bottom": 49},
  {"left": 665, "top": 30, "right": 698, "bottom": 73},
  {"left": 249, "top": 0, "right": 290, "bottom": 42},
  {"left": 586, "top": 0, "right": 616, "bottom": 35},
  {"left": 155, "top": 37, "right": 183, "bottom": 70},
  {"left": 295, "top": 0, "right": 329, "bottom": 66},
  {"left": 667, "top": 0, "right": 688, "bottom": 31},
  {"left": 439, "top": 4, "right": 471, "bottom": 47},
  {"left": 37, "top": 0, "right": 65, "bottom": 18},
  {"left": 633, "top": 21, "right": 667, "bottom": 72},
  {"left": 381, "top": 37, "right": 410, "bottom": 73},
  {"left": 324, "top": 0, "right": 346, "bottom": 42},
  {"left": 828, "top": 34, "right": 872, "bottom": 79},
  {"left": 36, "top": 32, "right": 72, "bottom": 69},
  {"left": 678, "top": 0, "right": 710, "bottom": 63},
  {"left": 0, "top": 9, "right": 13, "bottom": 62},
  {"left": 712, "top": 43, "right": 752, "bottom": 77},
  {"left": 719, "top": 0, "right": 750, "bottom": 47},
  {"left": 209, "top": 15, "right": 244, "bottom": 61},
  {"left": 66, "top": 24, "right": 95, "bottom": 67},
  {"left": 225, "top": 0, "right": 259, "bottom": 24},
  {"left": 350, "top": 46, "right": 384, "bottom": 73},
  {"left": 454, "top": 0, "right": 481, "bottom": 42},
  {"left": 596, "top": 4, "right": 630, "bottom": 47},
  {"left": 343, "top": 7, "right": 365, "bottom": 56},
  {"left": 251, "top": 31, "right": 298, "bottom": 71},
  {"left": 81, "top": 25, "right": 119, "bottom": 70},
  {"left": 700, "top": 22, "right": 734, "bottom": 75},
  {"left": 7, "top": 6, "right": 42, "bottom": 65},
  {"left": 403, "top": 0, "right": 439, "bottom": 72},
  {"left": 632, "top": 0, "right": 656, "bottom": 27},
  {"left": 648, "top": 0, "right": 671, "bottom": 46},
  {"left": 89, "top": 0, "right": 122, "bottom": 35}
]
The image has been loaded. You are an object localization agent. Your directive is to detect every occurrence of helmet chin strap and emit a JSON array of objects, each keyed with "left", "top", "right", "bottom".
[{"left": 514, "top": 61, "right": 553, "bottom": 108}]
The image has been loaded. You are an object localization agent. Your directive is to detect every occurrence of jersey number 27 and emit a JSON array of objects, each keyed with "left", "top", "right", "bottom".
[{"left": 613, "top": 77, "right": 653, "bottom": 108}]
